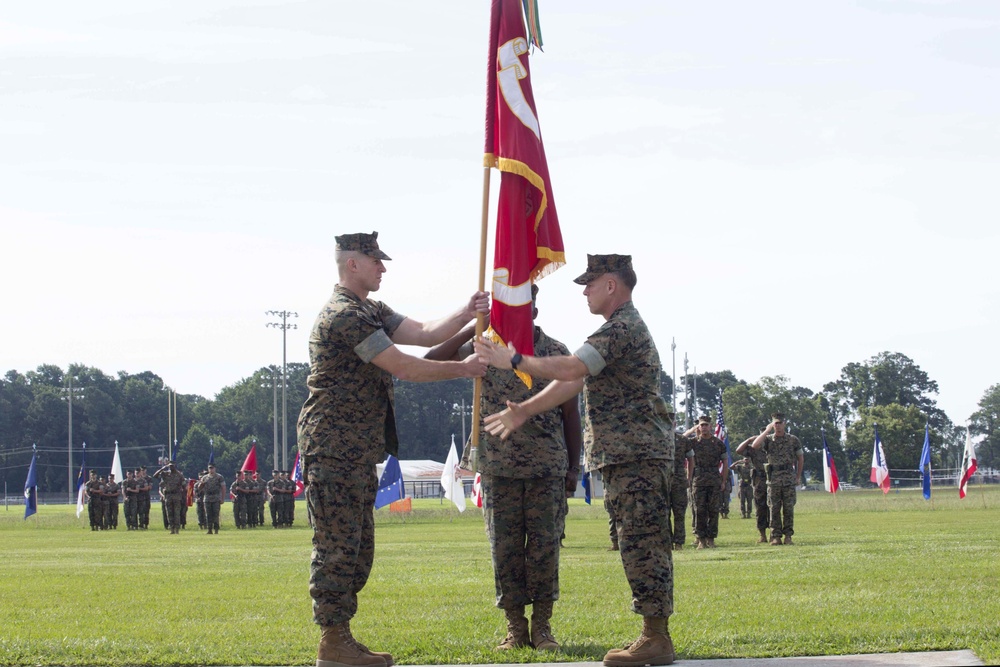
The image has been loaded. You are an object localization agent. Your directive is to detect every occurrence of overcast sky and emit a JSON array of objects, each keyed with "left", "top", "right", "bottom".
[{"left": 2, "top": 1, "right": 997, "bottom": 429}]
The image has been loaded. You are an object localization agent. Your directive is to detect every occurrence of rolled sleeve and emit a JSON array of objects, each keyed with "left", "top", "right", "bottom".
[
  {"left": 355, "top": 329, "right": 394, "bottom": 363},
  {"left": 574, "top": 342, "right": 606, "bottom": 376}
]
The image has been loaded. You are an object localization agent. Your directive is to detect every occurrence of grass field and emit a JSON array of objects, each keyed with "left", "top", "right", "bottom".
[{"left": 1, "top": 487, "right": 998, "bottom": 666}]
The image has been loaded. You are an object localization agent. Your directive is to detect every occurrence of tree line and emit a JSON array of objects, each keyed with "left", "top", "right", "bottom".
[{"left": 1, "top": 352, "right": 997, "bottom": 496}]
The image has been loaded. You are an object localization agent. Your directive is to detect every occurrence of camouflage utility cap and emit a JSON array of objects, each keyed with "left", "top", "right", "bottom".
[
  {"left": 573, "top": 253, "right": 632, "bottom": 285},
  {"left": 335, "top": 231, "right": 391, "bottom": 261}
]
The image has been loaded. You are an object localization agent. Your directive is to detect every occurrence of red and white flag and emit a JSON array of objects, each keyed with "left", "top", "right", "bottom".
[
  {"left": 959, "top": 427, "right": 978, "bottom": 499},
  {"left": 870, "top": 424, "right": 890, "bottom": 494},
  {"left": 484, "top": 0, "right": 564, "bottom": 386},
  {"left": 471, "top": 473, "right": 483, "bottom": 508}
]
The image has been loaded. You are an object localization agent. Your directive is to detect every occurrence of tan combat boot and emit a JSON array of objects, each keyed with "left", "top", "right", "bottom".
[
  {"left": 346, "top": 620, "right": 394, "bottom": 666},
  {"left": 770, "top": 534, "right": 782, "bottom": 546},
  {"left": 603, "top": 616, "right": 674, "bottom": 666},
  {"left": 758, "top": 530, "right": 767, "bottom": 543},
  {"left": 783, "top": 535, "right": 794, "bottom": 545},
  {"left": 706, "top": 537, "right": 716, "bottom": 549},
  {"left": 695, "top": 537, "right": 705, "bottom": 550},
  {"left": 530, "top": 600, "right": 559, "bottom": 651},
  {"left": 608, "top": 541, "right": 620, "bottom": 551},
  {"left": 317, "top": 622, "right": 386, "bottom": 667},
  {"left": 496, "top": 606, "right": 530, "bottom": 650}
]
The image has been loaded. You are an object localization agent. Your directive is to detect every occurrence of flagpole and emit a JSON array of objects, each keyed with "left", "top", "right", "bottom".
[{"left": 470, "top": 166, "right": 492, "bottom": 462}]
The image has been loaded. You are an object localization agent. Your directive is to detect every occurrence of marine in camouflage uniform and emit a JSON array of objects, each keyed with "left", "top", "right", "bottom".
[
  {"left": 85, "top": 471, "right": 103, "bottom": 531},
  {"left": 751, "top": 412, "right": 804, "bottom": 546},
  {"left": 731, "top": 458, "right": 753, "bottom": 519},
  {"left": 199, "top": 464, "right": 225, "bottom": 534},
  {"left": 136, "top": 467, "right": 152, "bottom": 529},
  {"left": 154, "top": 462, "right": 186, "bottom": 534},
  {"left": 230, "top": 477, "right": 243, "bottom": 528},
  {"left": 104, "top": 473, "right": 121, "bottom": 529},
  {"left": 195, "top": 469, "right": 208, "bottom": 529},
  {"left": 254, "top": 472, "right": 267, "bottom": 527},
  {"left": 426, "top": 284, "right": 583, "bottom": 651},
  {"left": 688, "top": 417, "right": 729, "bottom": 549},
  {"left": 123, "top": 470, "right": 139, "bottom": 530},
  {"left": 267, "top": 470, "right": 281, "bottom": 527},
  {"left": 297, "top": 231, "right": 488, "bottom": 667},
  {"left": 736, "top": 435, "right": 769, "bottom": 542},
  {"left": 668, "top": 433, "right": 694, "bottom": 550},
  {"left": 478, "top": 254, "right": 676, "bottom": 666}
]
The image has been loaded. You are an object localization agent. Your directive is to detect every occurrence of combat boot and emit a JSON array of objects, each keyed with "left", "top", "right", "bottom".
[
  {"left": 317, "top": 622, "right": 386, "bottom": 667},
  {"left": 783, "top": 535, "right": 794, "bottom": 545},
  {"left": 695, "top": 537, "right": 705, "bottom": 550},
  {"left": 608, "top": 541, "right": 620, "bottom": 551},
  {"left": 706, "top": 537, "right": 716, "bottom": 549},
  {"left": 346, "top": 620, "right": 394, "bottom": 666},
  {"left": 770, "top": 535, "right": 782, "bottom": 546},
  {"left": 530, "top": 600, "right": 559, "bottom": 651},
  {"left": 603, "top": 616, "right": 674, "bottom": 666},
  {"left": 496, "top": 606, "right": 530, "bottom": 650},
  {"left": 758, "top": 530, "right": 767, "bottom": 543},
  {"left": 672, "top": 543, "right": 682, "bottom": 551}
]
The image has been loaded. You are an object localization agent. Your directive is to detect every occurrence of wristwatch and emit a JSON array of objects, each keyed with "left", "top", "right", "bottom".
[{"left": 510, "top": 352, "right": 523, "bottom": 370}]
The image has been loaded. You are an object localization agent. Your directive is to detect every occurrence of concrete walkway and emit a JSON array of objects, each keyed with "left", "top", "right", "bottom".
[{"left": 407, "top": 650, "right": 983, "bottom": 667}]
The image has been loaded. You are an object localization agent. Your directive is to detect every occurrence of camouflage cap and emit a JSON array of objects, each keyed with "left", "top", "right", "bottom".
[
  {"left": 698, "top": 415, "right": 712, "bottom": 425},
  {"left": 573, "top": 254, "right": 633, "bottom": 285},
  {"left": 335, "top": 231, "right": 392, "bottom": 261}
]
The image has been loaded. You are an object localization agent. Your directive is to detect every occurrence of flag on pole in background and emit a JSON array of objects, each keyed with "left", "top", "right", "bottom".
[
  {"left": 959, "top": 427, "right": 978, "bottom": 499},
  {"left": 76, "top": 442, "right": 88, "bottom": 518},
  {"left": 714, "top": 392, "right": 736, "bottom": 495},
  {"left": 471, "top": 473, "right": 484, "bottom": 509},
  {"left": 24, "top": 447, "right": 38, "bottom": 520},
  {"left": 919, "top": 422, "right": 932, "bottom": 500},
  {"left": 375, "top": 455, "right": 405, "bottom": 509},
  {"left": 208, "top": 444, "right": 215, "bottom": 466},
  {"left": 291, "top": 450, "right": 304, "bottom": 497},
  {"left": 440, "top": 436, "right": 466, "bottom": 512},
  {"left": 582, "top": 470, "right": 592, "bottom": 505},
  {"left": 111, "top": 441, "right": 124, "bottom": 484},
  {"left": 241, "top": 442, "right": 258, "bottom": 472},
  {"left": 870, "top": 423, "right": 891, "bottom": 494},
  {"left": 822, "top": 429, "right": 840, "bottom": 494},
  {"left": 483, "top": 0, "right": 565, "bottom": 386}
]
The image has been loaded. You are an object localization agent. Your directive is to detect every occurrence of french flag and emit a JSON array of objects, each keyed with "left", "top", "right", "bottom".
[
  {"left": 870, "top": 423, "right": 891, "bottom": 494},
  {"left": 822, "top": 429, "right": 839, "bottom": 494}
]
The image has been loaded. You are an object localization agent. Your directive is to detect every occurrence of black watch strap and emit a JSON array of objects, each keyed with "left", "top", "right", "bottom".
[{"left": 510, "top": 352, "right": 523, "bottom": 370}]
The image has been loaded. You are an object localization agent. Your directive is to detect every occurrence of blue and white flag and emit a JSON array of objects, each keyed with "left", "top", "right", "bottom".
[
  {"left": 375, "top": 455, "right": 405, "bottom": 509},
  {"left": 581, "top": 470, "right": 592, "bottom": 505},
  {"left": 919, "top": 422, "right": 932, "bottom": 500},
  {"left": 24, "top": 447, "right": 39, "bottom": 520}
]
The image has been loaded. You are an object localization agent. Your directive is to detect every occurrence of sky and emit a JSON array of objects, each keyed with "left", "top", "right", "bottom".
[{"left": 2, "top": 1, "right": 997, "bottom": 428}]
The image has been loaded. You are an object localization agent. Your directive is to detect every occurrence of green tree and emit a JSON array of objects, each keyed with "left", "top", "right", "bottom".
[
  {"left": 970, "top": 384, "right": 1000, "bottom": 470},
  {"left": 823, "top": 352, "right": 947, "bottom": 429}
]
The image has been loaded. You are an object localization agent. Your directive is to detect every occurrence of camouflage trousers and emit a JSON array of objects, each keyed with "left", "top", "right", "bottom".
[
  {"left": 307, "top": 460, "right": 377, "bottom": 627},
  {"left": 739, "top": 483, "right": 753, "bottom": 517},
  {"left": 137, "top": 496, "right": 150, "bottom": 528},
  {"left": 692, "top": 483, "right": 721, "bottom": 539},
  {"left": 751, "top": 472, "right": 768, "bottom": 532},
  {"left": 124, "top": 497, "right": 138, "bottom": 528},
  {"left": 767, "top": 483, "right": 796, "bottom": 538},
  {"left": 605, "top": 495, "right": 621, "bottom": 546},
  {"left": 163, "top": 494, "right": 185, "bottom": 529},
  {"left": 481, "top": 475, "right": 565, "bottom": 609},
  {"left": 269, "top": 499, "right": 279, "bottom": 526},
  {"left": 667, "top": 475, "right": 688, "bottom": 546},
  {"left": 106, "top": 499, "right": 119, "bottom": 528},
  {"left": 205, "top": 500, "right": 221, "bottom": 531},
  {"left": 196, "top": 499, "right": 206, "bottom": 527},
  {"left": 602, "top": 460, "right": 673, "bottom": 618}
]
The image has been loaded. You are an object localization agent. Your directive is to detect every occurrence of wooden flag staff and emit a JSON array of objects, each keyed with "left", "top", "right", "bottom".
[{"left": 470, "top": 166, "right": 493, "bottom": 468}]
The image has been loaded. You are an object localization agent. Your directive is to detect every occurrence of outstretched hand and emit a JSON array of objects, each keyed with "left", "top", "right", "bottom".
[
  {"left": 474, "top": 336, "right": 515, "bottom": 370},
  {"left": 483, "top": 400, "right": 527, "bottom": 440}
]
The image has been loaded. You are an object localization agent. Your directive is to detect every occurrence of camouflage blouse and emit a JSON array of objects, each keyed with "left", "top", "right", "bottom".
[
  {"left": 575, "top": 301, "right": 673, "bottom": 470},
  {"left": 297, "top": 285, "right": 406, "bottom": 467}
]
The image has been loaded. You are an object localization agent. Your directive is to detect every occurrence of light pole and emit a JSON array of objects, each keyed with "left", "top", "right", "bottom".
[
  {"left": 453, "top": 399, "right": 474, "bottom": 447},
  {"left": 266, "top": 310, "right": 298, "bottom": 469},
  {"left": 261, "top": 366, "right": 279, "bottom": 469},
  {"left": 683, "top": 353, "right": 690, "bottom": 429},
  {"left": 61, "top": 372, "right": 85, "bottom": 503},
  {"left": 163, "top": 385, "right": 177, "bottom": 462}
]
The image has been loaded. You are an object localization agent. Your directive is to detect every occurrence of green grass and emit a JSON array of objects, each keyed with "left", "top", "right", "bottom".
[{"left": 1, "top": 488, "right": 998, "bottom": 666}]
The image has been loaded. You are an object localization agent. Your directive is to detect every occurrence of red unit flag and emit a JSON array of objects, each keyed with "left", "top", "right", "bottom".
[{"left": 484, "top": 0, "right": 564, "bottom": 385}]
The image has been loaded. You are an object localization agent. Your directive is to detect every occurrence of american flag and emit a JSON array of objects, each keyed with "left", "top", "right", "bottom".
[{"left": 714, "top": 392, "right": 734, "bottom": 469}]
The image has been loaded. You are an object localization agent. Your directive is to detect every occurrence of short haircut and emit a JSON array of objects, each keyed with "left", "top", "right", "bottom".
[{"left": 612, "top": 267, "right": 637, "bottom": 290}]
